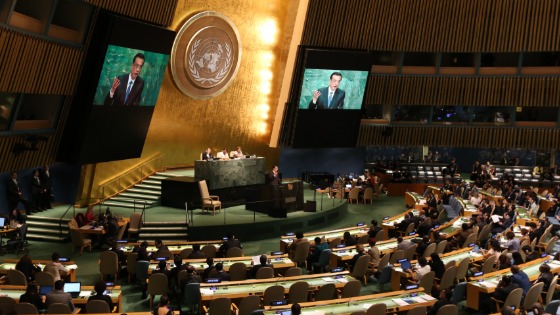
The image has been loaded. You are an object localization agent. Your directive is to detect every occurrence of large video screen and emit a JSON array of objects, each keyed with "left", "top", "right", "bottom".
[
  {"left": 298, "top": 69, "right": 368, "bottom": 110},
  {"left": 93, "top": 45, "right": 169, "bottom": 107}
]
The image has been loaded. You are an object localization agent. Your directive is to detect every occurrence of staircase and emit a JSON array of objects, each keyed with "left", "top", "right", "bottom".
[
  {"left": 103, "top": 172, "right": 181, "bottom": 209},
  {"left": 26, "top": 215, "right": 70, "bottom": 242},
  {"left": 138, "top": 221, "right": 189, "bottom": 242}
]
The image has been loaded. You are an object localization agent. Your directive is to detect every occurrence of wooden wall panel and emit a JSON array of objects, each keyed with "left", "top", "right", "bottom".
[
  {"left": 82, "top": 0, "right": 178, "bottom": 27},
  {"left": 365, "top": 76, "right": 560, "bottom": 107},
  {"left": 303, "top": 0, "right": 560, "bottom": 52},
  {"left": 358, "top": 125, "right": 560, "bottom": 150}
]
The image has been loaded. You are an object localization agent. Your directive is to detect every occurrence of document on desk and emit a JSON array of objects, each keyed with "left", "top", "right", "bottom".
[
  {"left": 362, "top": 303, "right": 373, "bottom": 309},
  {"left": 336, "top": 278, "right": 348, "bottom": 283},
  {"left": 200, "top": 289, "right": 214, "bottom": 295},
  {"left": 479, "top": 281, "right": 498, "bottom": 288},
  {"left": 392, "top": 298, "right": 409, "bottom": 306},
  {"left": 420, "top": 294, "right": 435, "bottom": 301},
  {"left": 321, "top": 277, "right": 334, "bottom": 282},
  {"left": 410, "top": 296, "right": 427, "bottom": 303},
  {"left": 67, "top": 264, "right": 78, "bottom": 269},
  {"left": 302, "top": 311, "right": 325, "bottom": 315}
]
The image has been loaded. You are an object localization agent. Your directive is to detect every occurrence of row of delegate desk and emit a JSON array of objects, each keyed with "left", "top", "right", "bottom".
[{"left": 0, "top": 285, "right": 123, "bottom": 312}]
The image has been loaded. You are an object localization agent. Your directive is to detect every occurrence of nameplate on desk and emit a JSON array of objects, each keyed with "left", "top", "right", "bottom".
[
  {"left": 155, "top": 257, "right": 167, "bottom": 261},
  {"left": 284, "top": 232, "right": 295, "bottom": 237},
  {"left": 117, "top": 239, "right": 128, "bottom": 243},
  {"left": 356, "top": 222, "right": 365, "bottom": 227},
  {"left": 331, "top": 267, "right": 344, "bottom": 272},
  {"left": 473, "top": 271, "right": 483, "bottom": 277},
  {"left": 59, "top": 257, "right": 69, "bottom": 262},
  {"left": 383, "top": 216, "right": 390, "bottom": 220},
  {"left": 206, "top": 278, "right": 221, "bottom": 283},
  {"left": 271, "top": 251, "right": 283, "bottom": 256},
  {"left": 405, "top": 284, "right": 419, "bottom": 290},
  {"left": 270, "top": 300, "right": 288, "bottom": 306},
  {"left": 336, "top": 244, "right": 346, "bottom": 248}
]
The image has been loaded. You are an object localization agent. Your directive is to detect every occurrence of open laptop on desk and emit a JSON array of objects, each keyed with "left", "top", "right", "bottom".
[
  {"left": 64, "top": 282, "right": 81, "bottom": 298},
  {"left": 0, "top": 217, "right": 5, "bottom": 230}
]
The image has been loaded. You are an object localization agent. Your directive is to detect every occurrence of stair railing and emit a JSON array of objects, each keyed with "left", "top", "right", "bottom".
[{"left": 99, "top": 154, "right": 166, "bottom": 202}]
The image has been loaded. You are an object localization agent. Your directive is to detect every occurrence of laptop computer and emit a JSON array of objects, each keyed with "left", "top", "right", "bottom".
[
  {"left": 64, "top": 282, "right": 81, "bottom": 298},
  {"left": 0, "top": 217, "right": 6, "bottom": 229},
  {"left": 398, "top": 258, "right": 412, "bottom": 271},
  {"left": 39, "top": 285, "right": 53, "bottom": 296}
]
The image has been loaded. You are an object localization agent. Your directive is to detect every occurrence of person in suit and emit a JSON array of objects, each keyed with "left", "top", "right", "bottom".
[
  {"left": 308, "top": 72, "right": 345, "bottom": 109},
  {"left": 202, "top": 148, "right": 214, "bottom": 161},
  {"left": 87, "top": 281, "right": 114, "bottom": 312},
  {"left": 187, "top": 244, "right": 206, "bottom": 259},
  {"left": 8, "top": 171, "right": 33, "bottom": 213},
  {"left": 104, "top": 53, "right": 145, "bottom": 106},
  {"left": 40, "top": 165, "right": 53, "bottom": 209},
  {"left": 269, "top": 165, "right": 281, "bottom": 185},
  {"left": 219, "top": 232, "right": 242, "bottom": 256},
  {"left": 30, "top": 170, "right": 45, "bottom": 211},
  {"left": 214, "top": 263, "right": 230, "bottom": 281},
  {"left": 250, "top": 254, "right": 271, "bottom": 278},
  {"left": 46, "top": 280, "right": 75, "bottom": 312},
  {"left": 20, "top": 284, "right": 46, "bottom": 312}
]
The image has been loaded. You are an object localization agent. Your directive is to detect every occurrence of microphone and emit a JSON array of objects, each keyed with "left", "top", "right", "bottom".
[
  {"left": 348, "top": 296, "right": 352, "bottom": 307},
  {"left": 276, "top": 275, "right": 283, "bottom": 285}
]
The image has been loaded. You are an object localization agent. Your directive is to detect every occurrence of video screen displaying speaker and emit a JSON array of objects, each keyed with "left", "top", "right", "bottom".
[
  {"left": 291, "top": 49, "right": 371, "bottom": 148},
  {"left": 58, "top": 11, "right": 175, "bottom": 164}
]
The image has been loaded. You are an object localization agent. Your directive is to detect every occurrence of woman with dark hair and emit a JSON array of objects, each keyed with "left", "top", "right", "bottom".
[
  {"left": 511, "top": 252, "right": 524, "bottom": 265},
  {"left": 497, "top": 254, "right": 512, "bottom": 270},
  {"left": 19, "top": 284, "right": 45, "bottom": 311},
  {"left": 87, "top": 281, "right": 114, "bottom": 312},
  {"left": 342, "top": 231, "right": 357, "bottom": 246},
  {"left": 429, "top": 253, "right": 445, "bottom": 279},
  {"left": 157, "top": 295, "right": 172, "bottom": 315},
  {"left": 16, "top": 254, "right": 41, "bottom": 282}
]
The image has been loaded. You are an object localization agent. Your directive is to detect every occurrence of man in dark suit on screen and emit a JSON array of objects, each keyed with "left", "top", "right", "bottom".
[
  {"left": 104, "top": 53, "right": 145, "bottom": 106},
  {"left": 308, "top": 71, "right": 345, "bottom": 109}
]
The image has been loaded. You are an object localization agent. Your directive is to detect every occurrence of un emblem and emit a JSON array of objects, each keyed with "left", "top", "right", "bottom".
[{"left": 171, "top": 12, "right": 241, "bottom": 99}]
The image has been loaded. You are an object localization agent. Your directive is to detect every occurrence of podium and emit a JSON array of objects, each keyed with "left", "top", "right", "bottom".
[{"left": 246, "top": 181, "right": 304, "bottom": 217}]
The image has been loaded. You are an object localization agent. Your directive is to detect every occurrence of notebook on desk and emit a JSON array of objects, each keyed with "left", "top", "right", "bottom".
[{"left": 64, "top": 282, "right": 81, "bottom": 298}]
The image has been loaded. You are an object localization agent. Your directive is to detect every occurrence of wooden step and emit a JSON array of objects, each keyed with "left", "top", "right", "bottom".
[
  {"left": 134, "top": 184, "right": 161, "bottom": 191},
  {"left": 119, "top": 193, "right": 159, "bottom": 200}
]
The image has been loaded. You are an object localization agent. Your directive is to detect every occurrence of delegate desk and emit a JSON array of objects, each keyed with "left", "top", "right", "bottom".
[
  {"left": 0, "top": 259, "right": 78, "bottom": 281},
  {"left": 263, "top": 289, "right": 437, "bottom": 314},
  {"left": 120, "top": 240, "right": 222, "bottom": 256},
  {"left": 405, "top": 191, "right": 426, "bottom": 210},
  {"left": 457, "top": 197, "right": 477, "bottom": 217},
  {"left": 515, "top": 206, "right": 536, "bottom": 226},
  {"left": 279, "top": 226, "right": 369, "bottom": 252},
  {"left": 466, "top": 256, "right": 555, "bottom": 310},
  {"left": 78, "top": 218, "right": 129, "bottom": 235},
  {"left": 194, "top": 157, "right": 265, "bottom": 190},
  {"left": 479, "top": 191, "right": 504, "bottom": 204},
  {"left": 430, "top": 216, "right": 469, "bottom": 241},
  {"left": 391, "top": 247, "right": 485, "bottom": 290},
  {"left": 148, "top": 254, "right": 295, "bottom": 274},
  {"left": 0, "top": 285, "right": 123, "bottom": 312},
  {"left": 329, "top": 235, "right": 420, "bottom": 268},
  {"left": 199, "top": 271, "right": 354, "bottom": 303}
]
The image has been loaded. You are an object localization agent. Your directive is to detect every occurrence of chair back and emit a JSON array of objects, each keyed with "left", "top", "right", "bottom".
[
  {"left": 14, "top": 302, "right": 38, "bottom": 314},
  {"left": 288, "top": 281, "right": 309, "bottom": 304},
  {"left": 375, "top": 230, "right": 387, "bottom": 241},
  {"left": 182, "top": 283, "right": 201, "bottom": 312},
  {"left": 378, "top": 265, "right": 393, "bottom": 285},
  {"left": 363, "top": 187, "right": 374, "bottom": 203},
  {"left": 435, "top": 240, "right": 447, "bottom": 254},
  {"left": 228, "top": 262, "right": 247, "bottom": 281},
  {"left": 389, "top": 250, "right": 405, "bottom": 264},
  {"left": 341, "top": 280, "right": 361, "bottom": 298},
  {"left": 180, "top": 248, "right": 193, "bottom": 259},
  {"left": 7, "top": 269, "right": 26, "bottom": 285},
  {"left": 544, "top": 300, "right": 560, "bottom": 314},
  {"left": 47, "top": 303, "right": 72, "bottom": 314},
  {"left": 238, "top": 295, "right": 261, "bottom": 315},
  {"left": 69, "top": 228, "right": 86, "bottom": 247},
  {"left": 226, "top": 247, "right": 243, "bottom": 257},
  {"left": 462, "top": 233, "right": 476, "bottom": 248},
  {"left": 117, "top": 222, "right": 127, "bottom": 240},
  {"left": 406, "top": 305, "right": 427, "bottom": 315},
  {"left": 87, "top": 300, "right": 111, "bottom": 313},
  {"left": 314, "top": 283, "right": 336, "bottom": 301},
  {"left": 477, "top": 224, "right": 492, "bottom": 243},
  {"left": 503, "top": 287, "right": 523, "bottom": 309},
  {"left": 129, "top": 212, "right": 142, "bottom": 233},
  {"left": 316, "top": 248, "right": 332, "bottom": 271},
  {"left": 366, "top": 303, "right": 386, "bottom": 315},
  {"left": 285, "top": 267, "right": 302, "bottom": 277},
  {"left": 436, "top": 304, "right": 457, "bottom": 315},
  {"left": 450, "top": 282, "right": 467, "bottom": 304},
  {"left": 522, "top": 282, "right": 544, "bottom": 310},
  {"left": 99, "top": 251, "right": 119, "bottom": 277},
  {"left": 199, "top": 180, "right": 210, "bottom": 199},
  {"left": 545, "top": 275, "right": 558, "bottom": 304},
  {"left": 263, "top": 285, "right": 285, "bottom": 306},
  {"left": 350, "top": 312, "right": 366, "bottom": 315},
  {"left": 418, "top": 271, "right": 435, "bottom": 293},
  {"left": 156, "top": 250, "right": 174, "bottom": 260},
  {"left": 545, "top": 236, "right": 558, "bottom": 254},
  {"left": 328, "top": 238, "right": 341, "bottom": 249},
  {"left": 444, "top": 260, "right": 456, "bottom": 270},
  {"left": 75, "top": 213, "right": 86, "bottom": 227},
  {"left": 357, "top": 234, "right": 369, "bottom": 244},
  {"left": 148, "top": 273, "right": 169, "bottom": 294},
  {"left": 439, "top": 266, "right": 457, "bottom": 290},
  {"left": 482, "top": 255, "right": 497, "bottom": 274},
  {"left": 404, "top": 223, "right": 415, "bottom": 235},
  {"left": 255, "top": 267, "right": 274, "bottom": 279},
  {"left": 68, "top": 218, "right": 79, "bottom": 229},
  {"left": 127, "top": 252, "right": 138, "bottom": 275},
  {"left": 352, "top": 255, "right": 370, "bottom": 282},
  {"left": 349, "top": 188, "right": 360, "bottom": 202},
  {"left": 455, "top": 257, "right": 470, "bottom": 282},
  {"left": 136, "top": 260, "right": 150, "bottom": 283},
  {"left": 377, "top": 252, "right": 391, "bottom": 269},
  {"left": 423, "top": 243, "right": 436, "bottom": 258},
  {"left": 208, "top": 297, "right": 232, "bottom": 315},
  {"left": 293, "top": 241, "right": 311, "bottom": 265},
  {"left": 404, "top": 244, "right": 418, "bottom": 261},
  {"left": 35, "top": 271, "right": 55, "bottom": 286},
  {"left": 0, "top": 296, "right": 16, "bottom": 314},
  {"left": 201, "top": 244, "right": 217, "bottom": 258}
]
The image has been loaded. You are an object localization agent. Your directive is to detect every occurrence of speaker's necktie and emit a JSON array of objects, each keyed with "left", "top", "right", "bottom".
[
  {"left": 125, "top": 81, "right": 133, "bottom": 103},
  {"left": 328, "top": 91, "right": 333, "bottom": 108}
]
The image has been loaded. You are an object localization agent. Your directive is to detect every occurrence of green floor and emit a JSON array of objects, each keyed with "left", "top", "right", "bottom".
[{"left": 7, "top": 192, "right": 475, "bottom": 313}]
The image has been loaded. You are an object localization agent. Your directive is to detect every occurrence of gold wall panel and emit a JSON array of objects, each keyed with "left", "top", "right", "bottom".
[
  {"left": 82, "top": 0, "right": 179, "bottom": 27},
  {"left": 88, "top": 0, "right": 300, "bottom": 192}
]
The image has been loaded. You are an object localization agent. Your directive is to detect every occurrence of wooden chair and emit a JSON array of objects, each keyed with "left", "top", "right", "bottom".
[
  {"left": 225, "top": 247, "right": 243, "bottom": 257},
  {"left": 128, "top": 213, "right": 142, "bottom": 239},
  {"left": 69, "top": 228, "right": 92, "bottom": 255},
  {"left": 363, "top": 187, "right": 374, "bottom": 204},
  {"left": 491, "top": 287, "right": 523, "bottom": 312},
  {"left": 348, "top": 187, "right": 360, "bottom": 204},
  {"left": 199, "top": 180, "right": 221, "bottom": 215}
]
